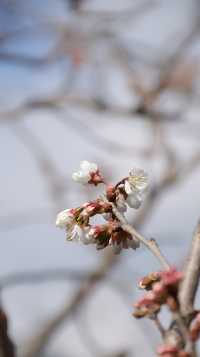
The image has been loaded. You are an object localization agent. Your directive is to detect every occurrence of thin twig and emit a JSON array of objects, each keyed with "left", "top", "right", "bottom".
[
  {"left": 110, "top": 202, "right": 170, "bottom": 270},
  {"left": 179, "top": 220, "right": 200, "bottom": 317},
  {"left": 151, "top": 315, "right": 165, "bottom": 338},
  {"left": 0, "top": 269, "right": 88, "bottom": 290},
  {"left": 173, "top": 312, "right": 195, "bottom": 355}
]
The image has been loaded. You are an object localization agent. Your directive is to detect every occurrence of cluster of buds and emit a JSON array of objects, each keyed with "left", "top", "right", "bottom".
[
  {"left": 56, "top": 161, "right": 149, "bottom": 253},
  {"left": 86, "top": 222, "right": 138, "bottom": 253},
  {"left": 56, "top": 198, "right": 139, "bottom": 253},
  {"left": 56, "top": 199, "right": 111, "bottom": 242},
  {"left": 133, "top": 268, "right": 183, "bottom": 318}
]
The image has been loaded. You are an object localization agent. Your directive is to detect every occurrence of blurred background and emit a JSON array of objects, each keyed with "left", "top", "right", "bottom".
[{"left": 1, "top": 0, "right": 200, "bottom": 356}]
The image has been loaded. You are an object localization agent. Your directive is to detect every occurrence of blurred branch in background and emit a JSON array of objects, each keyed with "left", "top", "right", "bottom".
[
  {"left": 12, "top": 124, "right": 67, "bottom": 212},
  {"left": 0, "top": 306, "right": 15, "bottom": 357}
]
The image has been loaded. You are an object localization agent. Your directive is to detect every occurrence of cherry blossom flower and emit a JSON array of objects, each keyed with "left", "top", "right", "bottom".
[
  {"left": 124, "top": 168, "right": 148, "bottom": 208},
  {"left": 56, "top": 208, "right": 75, "bottom": 228},
  {"left": 158, "top": 268, "right": 183, "bottom": 287},
  {"left": 57, "top": 163, "right": 149, "bottom": 254},
  {"left": 56, "top": 208, "right": 85, "bottom": 242},
  {"left": 72, "top": 160, "right": 103, "bottom": 185}
]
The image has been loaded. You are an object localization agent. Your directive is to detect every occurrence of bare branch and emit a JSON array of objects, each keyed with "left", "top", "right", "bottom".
[
  {"left": 0, "top": 269, "right": 88, "bottom": 290},
  {"left": 110, "top": 202, "right": 170, "bottom": 270},
  {"left": 0, "top": 306, "right": 15, "bottom": 357},
  {"left": 179, "top": 220, "right": 200, "bottom": 317}
]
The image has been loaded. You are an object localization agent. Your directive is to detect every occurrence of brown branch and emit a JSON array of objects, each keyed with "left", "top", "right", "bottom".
[
  {"left": 58, "top": 112, "right": 151, "bottom": 158},
  {"left": 0, "top": 269, "right": 88, "bottom": 290},
  {"left": 0, "top": 93, "right": 187, "bottom": 124},
  {"left": 179, "top": 220, "right": 200, "bottom": 317},
  {"left": 151, "top": 315, "right": 165, "bottom": 338},
  {"left": 0, "top": 306, "right": 15, "bottom": 357},
  {"left": 78, "top": 0, "right": 158, "bottom": 22},
  {"left": 110, "top": 201, "right": 170, "bottom": 270}
]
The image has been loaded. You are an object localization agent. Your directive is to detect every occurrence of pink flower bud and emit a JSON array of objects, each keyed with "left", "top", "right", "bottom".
[
  {"left": 106, "top": 185, "right": 115, "bottom": 200},
  {"left": 159, "top": 267, "right": 183, "bottom": 287},
  {"left": 136, "top": 291, "right": 156, "bottom": 307},
  {"left": 157, "top": 344, "right": 178, "bottom": 355},
  {"left": 153, "top": 282, "right": 166, "bottom": 298}
]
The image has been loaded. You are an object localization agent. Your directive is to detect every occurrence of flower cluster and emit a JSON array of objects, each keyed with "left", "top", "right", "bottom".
[
  {"left": 135, "top": 268, "right": 200, "bottom": 356},
  {"left": 56, "top": 199, "right": 111, "bottom": 241},
  {"left": 56, "top": 161, "right": 148, "bottom": 253},
  {"left": 56, "top": 198, "right": 139, "bottom": 253},
  {"left": 133, "top": 268, "right": 183, "bottom": 318},
  {"left": 86, "top": 222, "right": 138, "bottom": 253}
]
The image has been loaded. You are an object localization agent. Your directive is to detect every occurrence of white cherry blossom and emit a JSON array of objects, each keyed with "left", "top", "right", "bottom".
[
  {"left": 72, "top": 160, "right": 98, "bottom": 184},
  {"left": 56, "top": 209, "right": 74, "bottom": 228},
  {"left": 124, "top": 168, "right": 148, "bottom": 209}
]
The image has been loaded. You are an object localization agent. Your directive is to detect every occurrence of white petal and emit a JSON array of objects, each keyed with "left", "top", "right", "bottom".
[
  {"left": 80, "top": 160, "right": 97, "bottom": 174},
  {"left": 82, "top": 233, "right": 94, "bottom": 244},
  {"left": 75, "top": 225, "right": 84, "bottom": 241},
  {"left": 81, "top": 226, "right": 96, "bottom": 244},
  {"left": 56, "top": 209, "right": 73, "bottom": 228},
  {"left": 66, "top": 225, "right": 75, "bottom": 241},
  {"left": 126, "top": 193, "right": 142, "bottom": 209},
  {"left": 124, "top": 180, "right": 132, "bottom": 195},
  {"left": 129, "top": 168, "right": 148, "bottom": 192},
  {"left": 67, "top": 225, "right": 83, "bottom": 242},
  {"left": 72, "top": 171, "right": 90, "bottom": 184},
  {"left": 130, "top": 168, "right": 146, "bottom": 177}
]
